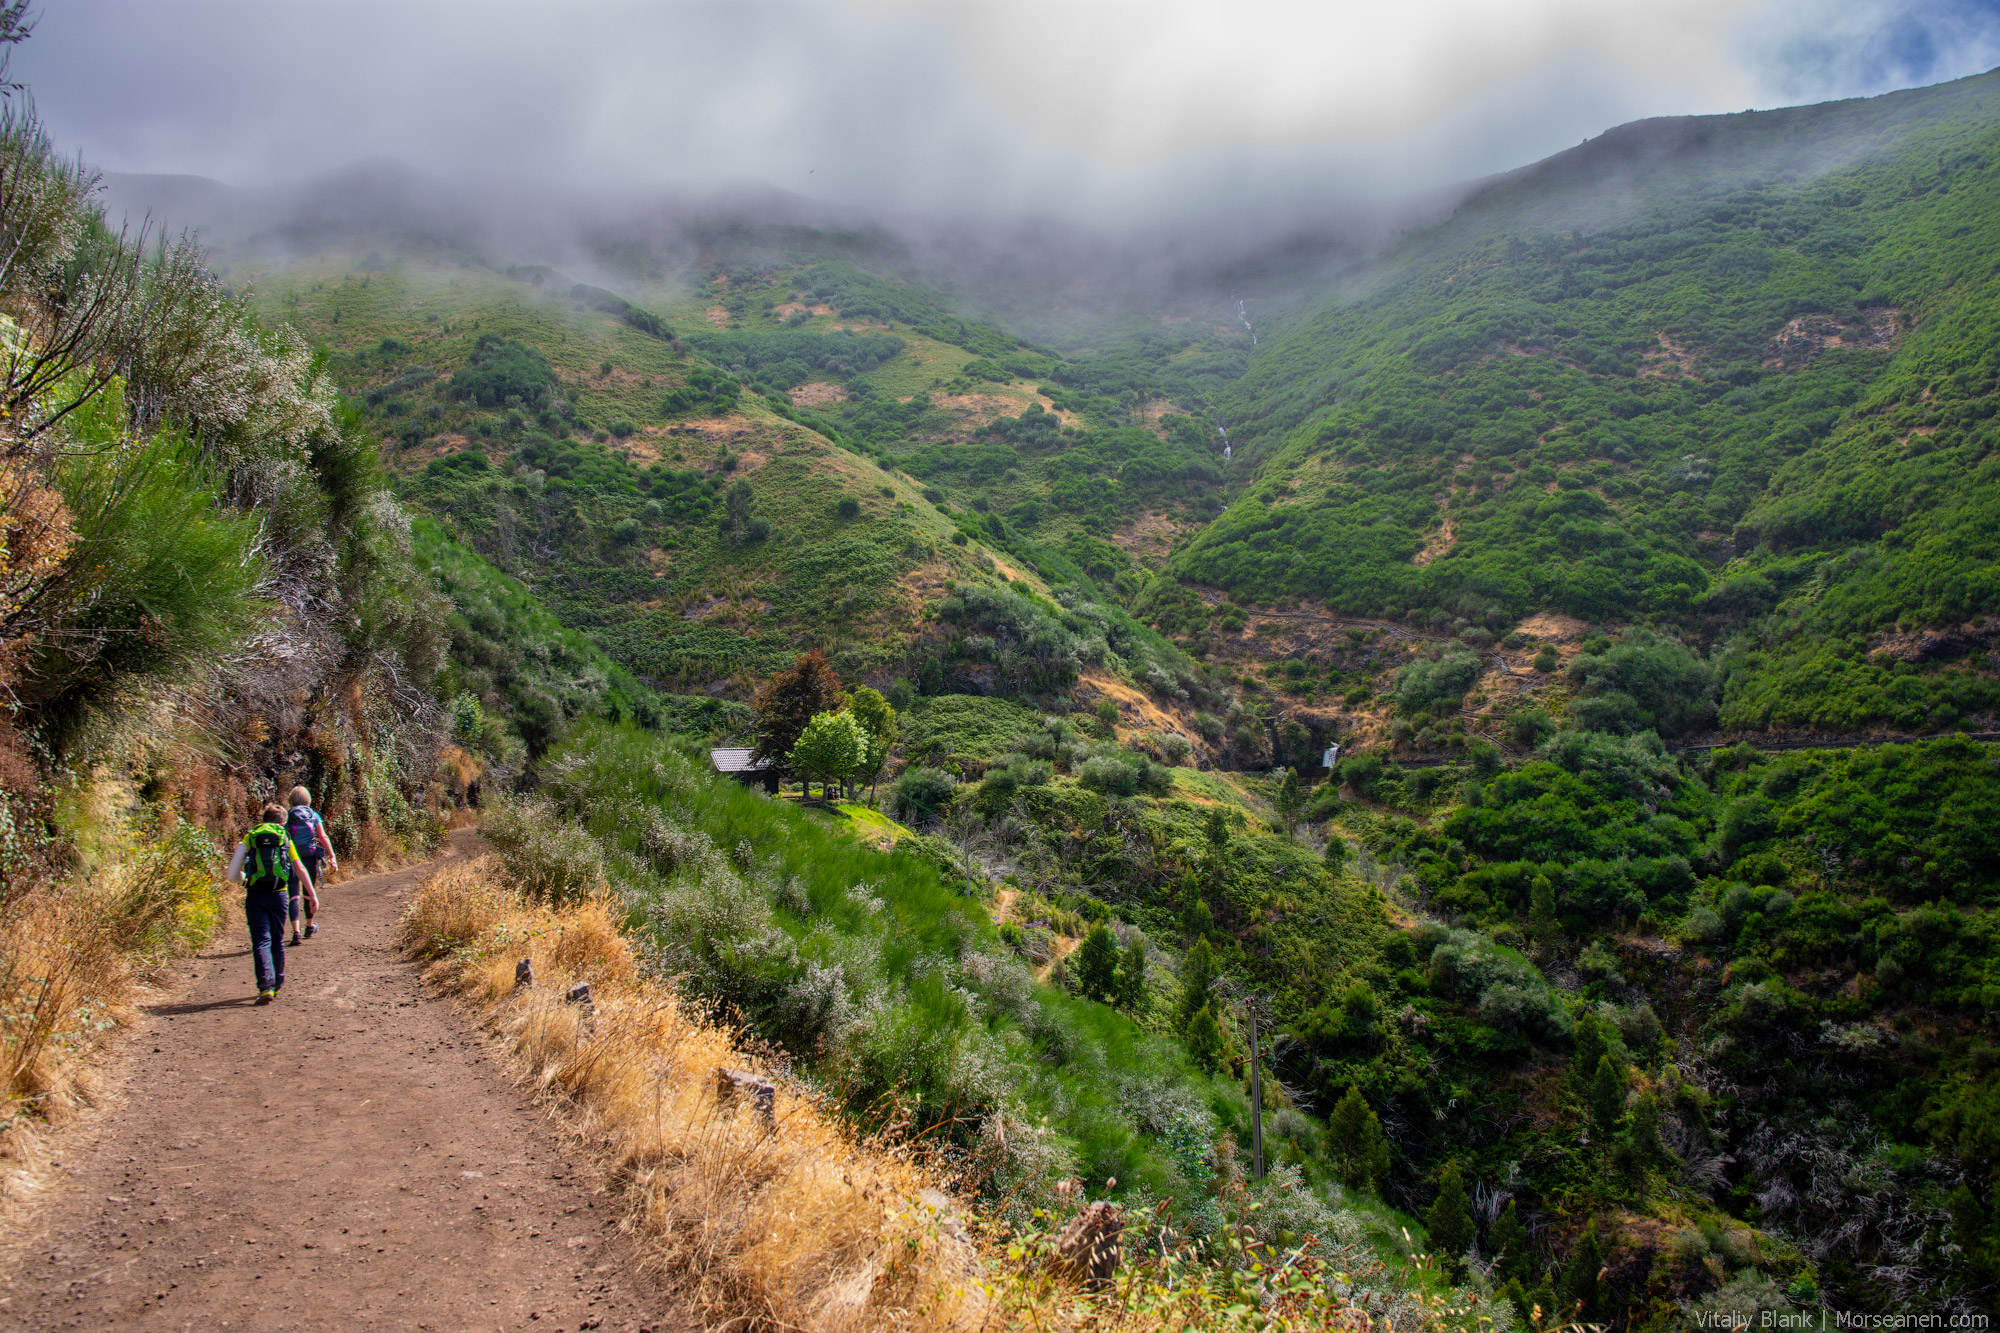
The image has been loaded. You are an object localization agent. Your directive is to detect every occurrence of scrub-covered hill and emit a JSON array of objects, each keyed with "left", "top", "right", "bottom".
[
  {"left": 237, "top": 249, "right": 1252, "bottom": 761},
  {"left": 1154, "top": 69, "right": 2000, "bottom": 740}
]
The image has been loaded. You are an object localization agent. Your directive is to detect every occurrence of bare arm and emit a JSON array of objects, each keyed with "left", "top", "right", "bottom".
[
  {"left": 289, "top": 847, "right": 315, "bottom": 894},
  {"left": 314, "top": 821, "right": 337, "bottom": 866},
  {"left": 225, "top": 843, "right": 246, "bottom": 884}
]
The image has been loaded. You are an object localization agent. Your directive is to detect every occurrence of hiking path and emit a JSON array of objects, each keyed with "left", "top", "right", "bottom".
[{"left": 0, "top": 831, "right": 689, "bottom": 1333}]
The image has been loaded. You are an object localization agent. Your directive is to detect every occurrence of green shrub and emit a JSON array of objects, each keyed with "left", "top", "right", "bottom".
[
  {"left": 891, "top": 766, "right": 957, "bottom": 825},
  {"left": 448, "top": 334, "right": 557, "bottom": 408}
]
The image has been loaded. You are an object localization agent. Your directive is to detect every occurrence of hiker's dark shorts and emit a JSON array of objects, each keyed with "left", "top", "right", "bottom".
[{"left": 289, "top": 854, "right": 323, "bottom": 920}]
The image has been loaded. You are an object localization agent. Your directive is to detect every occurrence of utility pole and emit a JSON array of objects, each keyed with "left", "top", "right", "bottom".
[
  {"left": 1247, "top": 1002, "right": 1265, "bottom": 1180},
  {"left": 1212, "top": 976, "right": 1267, "bottom": 1181}
]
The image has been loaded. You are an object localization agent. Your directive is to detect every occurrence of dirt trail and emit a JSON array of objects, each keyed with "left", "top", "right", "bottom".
[{"left": 0, "top": 832, "right": 688, "bottom": 1333}]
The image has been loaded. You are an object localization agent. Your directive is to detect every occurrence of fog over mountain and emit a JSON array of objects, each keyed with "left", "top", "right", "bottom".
[{"left": 31, "top": 0, "right": 2000, "bottom": 221}]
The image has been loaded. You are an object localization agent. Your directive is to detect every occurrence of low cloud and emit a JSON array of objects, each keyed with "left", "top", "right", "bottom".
[{"left": 20, "top": 0, "right": 2000, "bottom": 220}]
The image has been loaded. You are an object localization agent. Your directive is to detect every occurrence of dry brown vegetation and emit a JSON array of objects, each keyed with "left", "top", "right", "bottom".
[
  {"left": 401, "top": 856, "right": 985, "bottom": 1332},
  {"left": 0, "top": 821, "right": 221, "bottom": 1235},
  {"left": 399, "top": 857, "right": 1457, "bottom": 1333}
]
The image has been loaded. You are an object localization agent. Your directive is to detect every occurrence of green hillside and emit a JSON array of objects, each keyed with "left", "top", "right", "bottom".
[
  {"left": 1157, "top": 70, "right": 2000, "bottom": 738},
  {"left": 167, "top": 68, "right": 2000, "bottom": 1327}
]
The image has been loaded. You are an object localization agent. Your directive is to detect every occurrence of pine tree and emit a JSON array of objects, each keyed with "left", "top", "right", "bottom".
[
  {"left": 1558, "top": 1220, "right": 1604, "bottom": 1320},
  {"left": 1489, "top": 1198, "right": 1529, "bottom": 1281},
  {"left": 1529, "top": 873, "right": 1560, "bottom": 949},
  {"left": 1275, "top": 766, "right": 1302, "bottom": 832},
  {"left": 1324, "top": 1085, "right": 1390, "bottom": 1193},
  {"left": 1186, "top": 1001, "right": 1226, "bottom": 1074},
  {"left": 1571, "top": 1011, "right": 1610, "bottom": 1083},
  {"left": 1179, "top": 935, "right": 1218, "bottom": 1026},
  {"left": 1588, "top": 1055, "right": 1626, "bottom": 1141},
  {"left": 1424, "top": 1161, "right": 1475, "bottom": 1274},
  {"left": 1627, "top": 1090, "right": 1665, "bottom": 1168},
  {"left": 720, "top": 478, "right": 756, "bottom": 539},
  {"left": 1117, "top": 936, "right": 1146, "bottom": 1008},
  {"left": 1076, "top": 923, "right": 1119, "bottom": 1003},
  {"left": 1523, "top": 1279, "right": 1558, "bottom": 1328}
]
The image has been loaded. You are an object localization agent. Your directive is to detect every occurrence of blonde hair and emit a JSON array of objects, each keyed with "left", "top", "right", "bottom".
[{"left": 288, "top": 785, "right": 312, "bottom": 808}]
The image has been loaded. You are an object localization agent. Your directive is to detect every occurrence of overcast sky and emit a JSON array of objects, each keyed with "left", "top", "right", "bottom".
[{"left": 17, "top": 0, "right": 2000, "bottom": 221}]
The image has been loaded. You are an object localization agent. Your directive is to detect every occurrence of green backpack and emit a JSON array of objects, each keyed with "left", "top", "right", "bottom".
[{"left": 244, "top": 823, "right": 294, "bottom": 893}]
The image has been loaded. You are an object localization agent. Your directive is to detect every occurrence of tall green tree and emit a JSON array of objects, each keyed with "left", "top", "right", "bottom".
[
  {"left": 1178, "top": 935, "right": 1218, "bottom": 1025},
  {"left": 1203, "top": 807, "right": 1231, "bottom": 852},
  {"left": 1626, "top": 1090, "right": 1665, "bottom": 1176},
  {"left": 1186, "top": 1002, "right": 1227, "bottom": 1074},
  {"left": 789, "top": 709, "right": 866, "bottom": 802},
  {"left": 1117, "top": 935, "right": 1147, "bottom": 1009},
  {"left": 720, "top": 478, "right": 756, "bottom": 540},
  {"left": 1076, "top": 922, "right": 1120, "bottom": 1003},
  {"left": 1325, "top": 1085, "right": 1391, "bottom": 1193},
  {"left": 848, "top": 683, "right": 897, "bottom": 799},
  {"left": 1424, "top": 1161, "right": 1475, "bottom": 1274},
  {"left": 1589, "top": 1055, "right": 1626, "bottom": 1141},
  {"left": 1489, "top": 1199, "right": 1530, "bottom": 1282},
  {"left": 1559, "top": 1221, "right": 1605, "bottom": 1320},
  {"left": 1275, "top": 766, "right": 1303, "bottom": 833},
  {"left": 1571, "top": 1011, "right": 1611, "bottom": 1083},
  {"left": 1529, "top": 873, "right": 1560, "bottom": 950}
]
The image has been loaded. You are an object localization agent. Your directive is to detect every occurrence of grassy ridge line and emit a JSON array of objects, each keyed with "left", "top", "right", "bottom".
[
  {"left": 266, "top": 255, "right": 1055, "bottom": 691},
  {"left": 252, "top": 251, "right": 1233, "bottom": 727}
]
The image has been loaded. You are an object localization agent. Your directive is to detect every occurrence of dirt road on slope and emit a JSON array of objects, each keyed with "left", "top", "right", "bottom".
[{"left": 0, "top": 832, "right": 689, "bottom": 1333}]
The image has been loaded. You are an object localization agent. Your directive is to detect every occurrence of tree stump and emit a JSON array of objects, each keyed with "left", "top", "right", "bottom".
[
  {"left": 515, "top": 958, "right": 535, "bottom": 988},
  {"left": 1055, "top": 1201, "right": 1123, "bottom": 1290},
  {"left": 565, "top": 981, "right": 592, "bottom": 1007},
  {"left": 712, "top": 1067, "right": 776, "bottom": 1130}
]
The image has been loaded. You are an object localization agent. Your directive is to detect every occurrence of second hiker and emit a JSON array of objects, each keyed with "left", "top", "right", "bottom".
[{"left": 284, "top": 785, "right": 339, "bottom": 945}]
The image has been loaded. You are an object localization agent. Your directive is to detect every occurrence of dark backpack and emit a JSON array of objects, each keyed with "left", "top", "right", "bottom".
[
  {"left": 285, "top": 806, "right": 320, "bottom": 861},
  {"left": 244, "top": 823, "right": 293, "bottom": 893}
]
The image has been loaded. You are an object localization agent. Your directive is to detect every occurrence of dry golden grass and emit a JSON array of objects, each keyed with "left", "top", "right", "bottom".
[
  {"left": 403, "top": 855, "right": 983, "bottom": 1332},
  {"left": 403, "top": 858, "right": 1476, "bottom": 1333},
  {"left": 0, "top": 824, "right": 222, "bottom": 1237}
]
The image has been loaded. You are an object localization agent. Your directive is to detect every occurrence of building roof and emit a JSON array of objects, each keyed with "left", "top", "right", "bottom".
[{"left": 709, "top": 747, "right": 775, "bottom": 774}]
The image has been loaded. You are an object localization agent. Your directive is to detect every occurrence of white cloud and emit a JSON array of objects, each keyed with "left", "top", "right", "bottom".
[
  {"left": 16, "top": 0, "right": 2000, "bottom": 219},
  {"left": 850, "top": 0, "right": 1759, "bottom": 162}
]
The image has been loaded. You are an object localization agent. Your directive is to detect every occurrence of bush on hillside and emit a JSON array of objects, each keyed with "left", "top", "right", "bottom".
[
  {"left": 449, "top": 335, "right": 558, "bottom": 408},
  {"left": 1565, "top": 628, "right": 1714, "bottom": 737},
  {"left": 1393, "top": 645, "right": 1482, "bottom": 717},
  {"left": 891, "top": 766, "right": 958, "bottom": 825}
]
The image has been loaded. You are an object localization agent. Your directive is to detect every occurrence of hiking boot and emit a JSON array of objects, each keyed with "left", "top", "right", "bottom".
[
  {"left": 305, "top": 923, "right": 318, "bottom": 939},
  {"left": 255, "top": 990, "right": 274, "bottom": 1005},
  {"left": 290, "top": 930, "right": 302, "bottom": 946}
]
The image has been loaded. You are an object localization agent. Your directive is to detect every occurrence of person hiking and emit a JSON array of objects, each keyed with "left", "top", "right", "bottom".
[
  {"left": 226, "top": 804, "right": 316, "bottom": 1004},
  {"left": 284, "top": 785, "right": 339, "bottom": 945}
]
